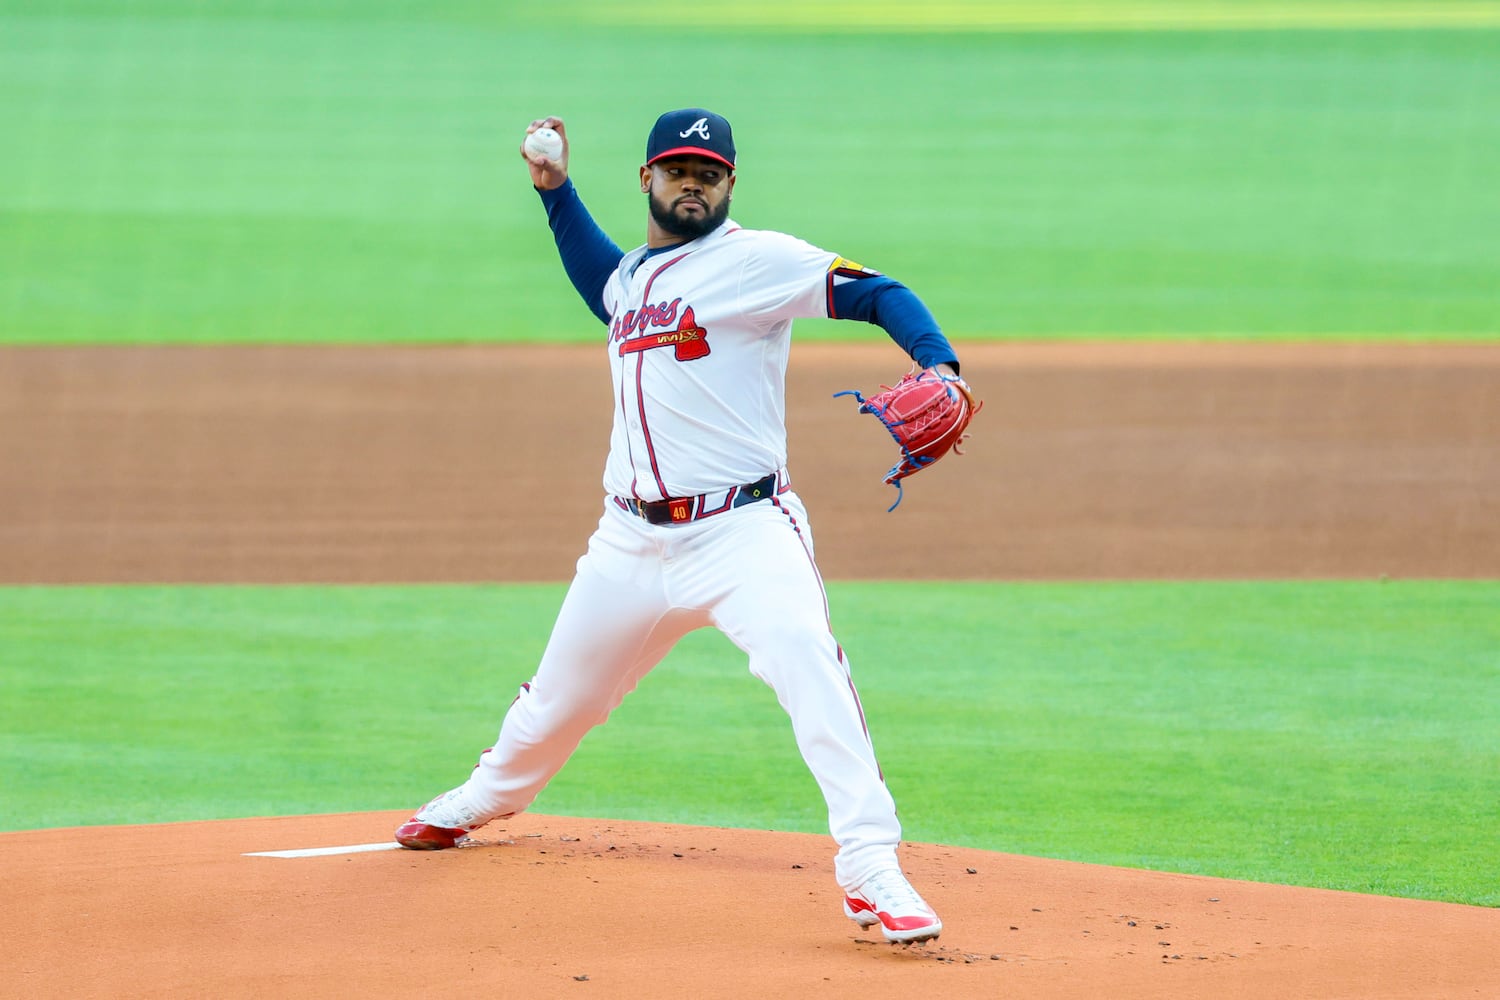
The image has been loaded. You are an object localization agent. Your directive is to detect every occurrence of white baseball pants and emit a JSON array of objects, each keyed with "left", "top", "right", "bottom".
[{"left": 447, "top": 489, "right": 903, "bottom": 890}]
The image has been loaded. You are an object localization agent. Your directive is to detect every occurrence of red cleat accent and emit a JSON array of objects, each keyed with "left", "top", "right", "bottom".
[
  {"left": 394, "top": 819, "right": 468, "bottom": 850},
  {"left": 843, "top": 868, "right": 942, "bottom": 943}
]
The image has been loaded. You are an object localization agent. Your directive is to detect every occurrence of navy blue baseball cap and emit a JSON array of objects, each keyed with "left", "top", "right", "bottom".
[{"left": 645, "top": 108, "right": 736, "bottom": 170}]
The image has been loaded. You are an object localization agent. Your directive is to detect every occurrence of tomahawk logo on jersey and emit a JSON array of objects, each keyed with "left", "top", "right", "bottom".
[
  {"left": 617, "top": 306, "right": 710, "bottom": 361},
  {"left": 610, "top": 295, "right": 711, "bottom": 361}
]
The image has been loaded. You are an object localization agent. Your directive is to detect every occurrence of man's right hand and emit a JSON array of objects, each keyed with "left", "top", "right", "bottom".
[{"left": 521, "top": 117, "right": 569, "bottom": 190}]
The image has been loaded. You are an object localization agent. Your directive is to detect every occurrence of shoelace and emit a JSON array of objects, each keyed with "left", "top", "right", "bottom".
[
  {"left": 859, "top": 869, "right": 929, "bottom": 913},
  {"left": 424, "top": 789, "right": 475, "bottom": 828}
]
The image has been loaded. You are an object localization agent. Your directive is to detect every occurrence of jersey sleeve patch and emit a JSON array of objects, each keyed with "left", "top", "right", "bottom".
[
  {"left": 828, "top": 256, "right": 882, "bottom": 280},
  {"left": 826, "top": 257, "right": 884, "bottom": 318}
]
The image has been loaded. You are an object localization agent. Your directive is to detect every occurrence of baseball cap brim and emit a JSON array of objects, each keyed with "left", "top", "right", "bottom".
[{"left": 646, "top": 146, "right": 735, "bottom": 169}]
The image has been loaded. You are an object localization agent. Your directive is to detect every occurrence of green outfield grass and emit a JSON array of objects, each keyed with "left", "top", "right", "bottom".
[
  {"left": 2, "top": 581, "right": 1496, "bottom": 906},
  {"left": 2, "top": 4, "right": 1497, "bottom": 342}
]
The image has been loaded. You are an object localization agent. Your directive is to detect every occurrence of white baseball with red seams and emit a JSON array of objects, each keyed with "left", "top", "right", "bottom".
[{"left": 426, "top": 218, "right": 909, "bottom": 892}]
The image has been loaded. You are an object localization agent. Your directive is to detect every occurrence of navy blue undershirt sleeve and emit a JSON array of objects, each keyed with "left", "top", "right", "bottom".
[
  {"left": 830, "top": 275, "right": 961, "bottom": 373},
  {"left": 537, "top": 179, "right": 624, "bottom": 325}
]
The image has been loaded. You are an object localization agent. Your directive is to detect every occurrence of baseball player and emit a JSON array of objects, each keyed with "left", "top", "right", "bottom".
[{"left": 395, "top": 108, "right": 971, "bottom": 945}]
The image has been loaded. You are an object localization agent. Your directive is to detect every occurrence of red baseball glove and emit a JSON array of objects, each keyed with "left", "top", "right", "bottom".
[{"left": 836, "top": 367, "right": 983, "bottom": 510}]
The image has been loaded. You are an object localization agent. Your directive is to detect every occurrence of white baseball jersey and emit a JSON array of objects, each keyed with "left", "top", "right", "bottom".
[{"left": 600, "top": 221, "right": 836, "bottom": 501}]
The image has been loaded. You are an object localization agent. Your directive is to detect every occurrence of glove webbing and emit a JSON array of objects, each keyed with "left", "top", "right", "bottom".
[{"left": 832, "top": 386, "right": 937, "bottom": 511}]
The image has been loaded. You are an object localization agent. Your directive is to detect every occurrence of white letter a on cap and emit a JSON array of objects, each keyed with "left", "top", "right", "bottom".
[{"left": 679, "top": 117, "right": 711, "bottom": 139}]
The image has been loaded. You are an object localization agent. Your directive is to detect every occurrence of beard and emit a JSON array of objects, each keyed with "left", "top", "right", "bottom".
[{"left": 649, "top": 188, "right": 731, "bottom": 240}]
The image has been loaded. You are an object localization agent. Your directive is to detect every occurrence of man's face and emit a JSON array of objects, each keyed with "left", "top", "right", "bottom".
[{"left": 642, "top": 156, "right": 735, "bottom": 240}]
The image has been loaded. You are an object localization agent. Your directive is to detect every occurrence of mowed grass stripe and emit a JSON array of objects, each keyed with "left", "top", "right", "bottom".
[
  {"left": 2, "top": 15, "right": 1496, "bottom": 342},
  {"left": 579, "top": 1, "right": 1500, "bottom": 32}
]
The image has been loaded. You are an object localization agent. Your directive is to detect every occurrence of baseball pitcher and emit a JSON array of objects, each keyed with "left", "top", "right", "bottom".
[{"left": 395, "top": 108, "right": 980, "bottom": 945}]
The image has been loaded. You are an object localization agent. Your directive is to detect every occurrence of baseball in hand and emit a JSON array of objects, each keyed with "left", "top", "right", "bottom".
[{"left": 524, "top": 127, "right": 564, "bottom": 161}]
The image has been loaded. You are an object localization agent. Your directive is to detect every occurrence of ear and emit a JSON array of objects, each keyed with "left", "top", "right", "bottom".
[{"left": 640, "top": 165, "right": 652, "bottom": 194}]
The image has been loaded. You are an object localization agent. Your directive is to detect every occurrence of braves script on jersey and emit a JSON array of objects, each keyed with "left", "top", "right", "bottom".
[{"left": 603, "top": 224, "right": 860, "bottom": 501}]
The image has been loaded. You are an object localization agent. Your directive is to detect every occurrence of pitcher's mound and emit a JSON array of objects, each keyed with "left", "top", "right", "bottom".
[{"left": 2, "top": 811, "right": 1494, "bottom": 998}]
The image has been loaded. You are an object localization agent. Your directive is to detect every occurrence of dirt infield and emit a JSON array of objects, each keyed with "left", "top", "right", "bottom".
[
  {"left": 3, "top": 342, "right": 1498, "bottom": 997},
  {"left": 2, "top": 342, "right": 1498, "bottom": 582}
]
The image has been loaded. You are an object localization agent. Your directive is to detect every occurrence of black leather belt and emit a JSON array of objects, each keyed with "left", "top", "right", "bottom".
[{"left": 623, "top": 472, "right": 779, "bottom": 526}]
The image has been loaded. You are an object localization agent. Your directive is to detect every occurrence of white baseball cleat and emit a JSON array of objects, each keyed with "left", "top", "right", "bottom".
[
  {"left": 394, "top": 788, "right": 497, "bottom": 850},
  {"left": 843, "top": 867, "right": 943, "bottom": 943}
]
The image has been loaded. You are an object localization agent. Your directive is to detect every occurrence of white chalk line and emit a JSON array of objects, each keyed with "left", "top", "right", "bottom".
[{"left": 245, "top": 842, "right": 403, "bottom": 858}]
